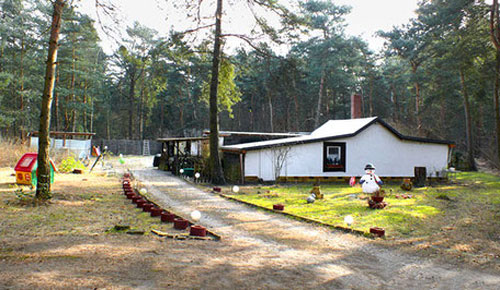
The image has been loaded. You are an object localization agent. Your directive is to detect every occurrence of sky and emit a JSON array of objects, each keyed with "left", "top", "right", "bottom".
[{"left": 79, "top": 0, "right": 420, "bottom": 54}]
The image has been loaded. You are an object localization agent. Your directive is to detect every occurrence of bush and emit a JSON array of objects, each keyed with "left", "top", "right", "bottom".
[{"left": 59, "top": 156, "right": 86, "bottom": 173}]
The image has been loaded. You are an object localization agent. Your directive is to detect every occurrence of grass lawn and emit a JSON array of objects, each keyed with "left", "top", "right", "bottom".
[{"left": 224, "top": 172, "right": 500, "bottom": 269}]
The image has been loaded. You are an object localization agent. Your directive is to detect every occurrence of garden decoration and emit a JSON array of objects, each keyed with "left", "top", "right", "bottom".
[
  {"left": 360, "top": 163, "right": 387, "bottom": 209},
  {"left": 119, "top": 154, "right": 125, "bottom": 164},
  {"left": 370, "top": 227, "right": 385, "bottom": 237},
  {"left": 344, "top": 215, "right": 354, "bottom": 227},
  {"left": 400, "top": 178, "right": 413, "bottom": 191},
  {"left": 273, "top": 204, "right": 285, "bottom": 210},
  {"left": 15, "top": 153, "right": 56, "bottom": 187},
  {"left": 190, "top": 225, "right": 207, "bottom": 237},
  {"left": 310, "top": 184, "right": 324, "bottom": 199},
  {"left": 190, "top": 210, "right": 201, "bottom": 221},
  {"left": 174, "top": 218, "right": 189, "bottom": 230},
  {"left": 349, "top": 176, "right": 356, "bottom": 187},
  {"left": 306, "top": 195, "right": 315, "bottom": 204}
]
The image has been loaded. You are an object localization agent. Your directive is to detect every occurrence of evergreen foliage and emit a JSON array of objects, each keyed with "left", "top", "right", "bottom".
[{"left": 0, "top": 0, "right": 499, "bottom": 169}]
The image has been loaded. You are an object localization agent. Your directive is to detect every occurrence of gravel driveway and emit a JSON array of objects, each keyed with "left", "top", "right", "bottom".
[{"left": 128, "top": 157, "right": 500, "bottom": 289}]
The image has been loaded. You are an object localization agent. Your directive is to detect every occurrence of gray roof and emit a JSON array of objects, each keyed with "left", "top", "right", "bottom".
[{"left": 222, "top": 117, "right": 453, "bottom": 152}]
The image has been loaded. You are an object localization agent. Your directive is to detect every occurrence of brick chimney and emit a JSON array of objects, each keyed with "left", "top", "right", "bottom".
[{"left": 351, "top": 94, "right": 362, "bottom": 119}]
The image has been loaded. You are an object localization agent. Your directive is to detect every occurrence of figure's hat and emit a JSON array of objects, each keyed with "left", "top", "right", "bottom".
[{"left": 364, "top": 163, "right": 375, "bottom": 170}]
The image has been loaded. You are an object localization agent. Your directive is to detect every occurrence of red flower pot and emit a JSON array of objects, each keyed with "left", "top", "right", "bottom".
[
  {"left": 174, "top": 218, "right": 189, "bottom": 230},
  {"left": 126, "top": 192, "right": 136, "bottom": 199},
  {"left": 142, "top": 203, "right": 154, "bottom": 212},
  {"left": 213, "top": 187, "right": 221, "bottom": 192},
  {"left": 371, "top": 196, "right": 385, "bottom": 203},
  {"left": 161, "top": 212, "right": 176, "bottom": 222},
  {"left": 190, "top": 225, "right": 207, "bottom": 237},
  {"left": 136, "top": 200, "right": 146, "bottom": 208},
  {"left": 150, "top": 207, "right": 162, "bottom": 217},
  {"left": 273, "top": 204, "right": 285, "bottom": 211},
  {"left": 370, "top": 227, "right": 385, "bottom": 237},
  {"left": 132, "top": 196, "right": 142, "bottom": 203}
]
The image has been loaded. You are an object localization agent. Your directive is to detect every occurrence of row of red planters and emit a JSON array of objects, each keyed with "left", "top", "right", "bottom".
[{"left": 122, "top": 177, "right": 207, "bottom": 237}]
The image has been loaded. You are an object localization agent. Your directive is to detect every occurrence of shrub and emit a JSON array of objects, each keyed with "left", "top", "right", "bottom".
[{"left": 59, "top": 156, "right": 86, "bottom": 173}]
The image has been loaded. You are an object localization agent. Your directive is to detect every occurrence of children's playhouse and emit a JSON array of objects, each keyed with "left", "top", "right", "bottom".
[{"left": 15, "top": 153, "right": 56, "bottom": 187}]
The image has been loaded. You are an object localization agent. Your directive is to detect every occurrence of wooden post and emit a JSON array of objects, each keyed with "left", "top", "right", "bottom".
[{"left": 239, "top": 152, "right": 245, "bottom": 184}]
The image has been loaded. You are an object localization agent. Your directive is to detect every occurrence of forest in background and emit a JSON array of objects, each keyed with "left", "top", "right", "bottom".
[{"left": 1, "top": 0, "right": 499, "bottom": 170}]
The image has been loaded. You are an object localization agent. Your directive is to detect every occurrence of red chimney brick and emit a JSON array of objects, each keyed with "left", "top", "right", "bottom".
[{"left": 351, "top": 94, "right": 362, "bottom": 119}]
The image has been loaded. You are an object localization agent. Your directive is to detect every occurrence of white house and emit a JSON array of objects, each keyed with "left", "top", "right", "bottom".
[{"left": 221, "top": 117, "right": 453, "bottom": 182}]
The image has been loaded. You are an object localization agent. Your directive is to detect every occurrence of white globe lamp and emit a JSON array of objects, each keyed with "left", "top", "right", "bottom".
[{"left": 190, "top": 210, "right": 201, "bottom": 221}]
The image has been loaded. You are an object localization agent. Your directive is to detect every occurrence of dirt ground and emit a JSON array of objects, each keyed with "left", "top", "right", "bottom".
[{"left": 0, "top": 156, "right": 499, "bottom": 289}]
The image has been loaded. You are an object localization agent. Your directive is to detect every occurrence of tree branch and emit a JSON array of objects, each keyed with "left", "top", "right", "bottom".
[
  {"left": 221, "top": 33, "right": 281, "bottom": 58},
  {"left": 490, "top": 1, "right": 500, "bottom": 49},
  {"left": 174, "top": 23, "right": 215, "bottom": 37}
]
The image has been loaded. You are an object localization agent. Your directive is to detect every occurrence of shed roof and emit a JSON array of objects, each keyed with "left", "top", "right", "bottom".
[
  {"left": 203, "top": 130, "right": 303, "bottom": 138},
  {"left": 157, "top": 136, "right": 208, "bottom": 142},
  {"left": 222, "top": 117, "right": 453, "bottom": 152}
]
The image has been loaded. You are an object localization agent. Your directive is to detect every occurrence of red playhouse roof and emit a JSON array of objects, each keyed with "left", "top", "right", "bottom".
[{"left": 14, "top": 153, "right": 56, "bottom": 172}]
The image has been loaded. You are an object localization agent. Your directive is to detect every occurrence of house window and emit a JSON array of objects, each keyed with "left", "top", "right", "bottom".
[{"left": 323, "top": 142, "right": 346, "bottom": 172}]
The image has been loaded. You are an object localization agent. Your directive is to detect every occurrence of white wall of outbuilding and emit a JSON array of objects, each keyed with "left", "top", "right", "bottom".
[{"left": 244, "top": 123, "right": 450, "bottom": 181}]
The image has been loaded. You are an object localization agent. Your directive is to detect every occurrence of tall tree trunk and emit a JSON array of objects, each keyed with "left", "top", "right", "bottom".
[
  {"left": 83, "top": 81, "right": 88, "bottom": 132},
  {"left": 292, "top": 78, "right": 300, "bottom": 132},
  {"left": 314, "top": 70, "right": 326, "bottom": 128},
  {"left": 411, "top": 63, "right": 422, "bottom": 134},
  {"left": 70, "top": 39, "right": 77, "bottom": 132},
  {"left": 208, "top": 0, "right": 225, "bottom": 184},
  {"left": 106, "top": 108, "right": 110, "bottom": 139},
  {"left": 53, "top": 69, "right": 59, "bottom": 131},
  {"left": 369, "top": 74, "right": 374, "bottom": 116},
  {"left": 139, "top": 87, "right": 144, "bottom": 139},
  {"left": 391, "top": 84, "right": 399, "bottom": 122},
  {"left": 490, "top": 1, "right": 500, "bottom": 166},
  {"left": 128, "top": 76, "right": 135, "bottom": 139},
  {"left": 459, "top": 68, "right": 477, "bottom": 171},
  {"left": 250, "top": 93, "right": 254, "bottom": 131},
  {"left": 159, "top": 101, "right": 164, "bottom": 137},
  {"left": 267, "top": 89, "right": 274, "bottom": 133},
  {"left": 495, "top": 49, "right": 500, "bottom": 166},
  {"left": 36, "top": 0, "right": 65, "bottom": 200},
  {"left": 19, "top": 35, "right": 25, "bottom": 140}
]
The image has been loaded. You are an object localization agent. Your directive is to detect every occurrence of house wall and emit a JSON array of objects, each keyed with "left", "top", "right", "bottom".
[{"left": 244, "top": 123, "right": 449, "bottom": 181}]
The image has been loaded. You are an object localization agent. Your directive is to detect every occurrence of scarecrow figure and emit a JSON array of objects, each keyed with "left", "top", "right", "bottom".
[{"left": 360, "top": 163, "right": 383, "bottom": 194}]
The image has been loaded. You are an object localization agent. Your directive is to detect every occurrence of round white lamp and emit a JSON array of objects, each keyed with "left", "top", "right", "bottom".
[
  {"left": 190, "top": 210, "right": 201, "bottom": 221},
  {"left": 344, "top": 215, "right": 354, "bottom": 226}
]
